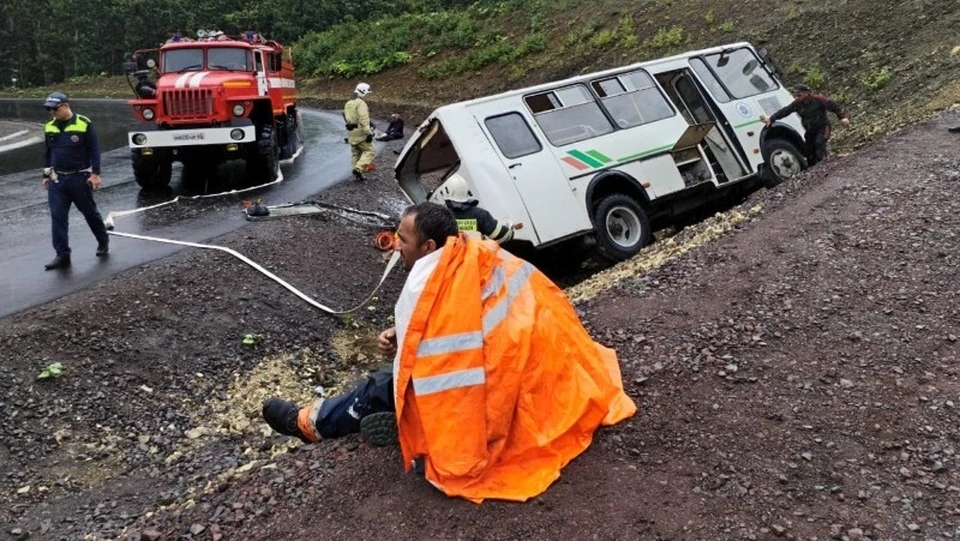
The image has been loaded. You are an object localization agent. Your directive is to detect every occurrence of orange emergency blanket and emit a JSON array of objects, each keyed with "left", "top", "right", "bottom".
[{"left": 394, "top": 235, "right": 637, "bottom": 503}]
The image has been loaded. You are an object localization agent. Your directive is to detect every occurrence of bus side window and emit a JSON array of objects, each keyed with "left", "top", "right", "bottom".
[
  {"left": 591, "top": 69, "right": 674, "bottom": 129},
  {"left": 485, "top": 113, "right": 543, "bottom": 159},
  {"left": 524, "top": 85, "right": 614, "bottom": 147}
]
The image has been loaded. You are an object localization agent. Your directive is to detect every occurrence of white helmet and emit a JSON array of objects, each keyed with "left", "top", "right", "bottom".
[
  {"left": 355, "top": 82, "right": 372, "bottom": 97},
  {"left": 435, "top": 173, "right": 473, "bottom": 203}
]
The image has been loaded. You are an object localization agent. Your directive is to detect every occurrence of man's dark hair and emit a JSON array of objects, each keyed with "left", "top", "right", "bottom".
[{"left": 403, "top": 202, "right": 458, "bottom": 247}]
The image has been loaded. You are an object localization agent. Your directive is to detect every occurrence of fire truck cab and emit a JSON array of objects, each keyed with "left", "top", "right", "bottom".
[{"left": 124, "top": 30, "right": 302, "bottom": 189}]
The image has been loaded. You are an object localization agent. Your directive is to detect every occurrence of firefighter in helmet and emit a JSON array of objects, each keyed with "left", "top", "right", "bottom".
[
  {"left": 344, "top": 82, "right": 375, "bottom": 181},
  {"left": 432, "top": 173, "right": 515, "bottom": 244}
]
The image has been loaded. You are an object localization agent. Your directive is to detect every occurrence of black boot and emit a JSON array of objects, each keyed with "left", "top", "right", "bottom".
[
  {"left": 352, "top": 169, "right": 365, "bottom": 181},
  {"left": 44, "top": 254, "right": 71, "bottom": 270},
  {"left": 262, "top": 398, "right": 311, "bottom": 443},
  {"left": 359, "top": 411, "right": 398, "bottom": 447},
  {"left": 96, "top": 239, "right": 109, "bottom": 256},
  {"left": 949, "top": 126, "right": 960, "bottom": 133}
]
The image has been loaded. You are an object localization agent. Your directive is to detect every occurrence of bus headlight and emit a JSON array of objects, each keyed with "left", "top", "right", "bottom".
[
  {"left": 132, "top": 133, "right": 147, "bottom": 145},
  {"left": 232, "top": 104, "right": 245, "bottom": 116},
  {"left": 142, "top": 108, "right": 155, "bottom": 120},
  {"left": 230, "top": 129, "right": 245, "bottom": 141}
]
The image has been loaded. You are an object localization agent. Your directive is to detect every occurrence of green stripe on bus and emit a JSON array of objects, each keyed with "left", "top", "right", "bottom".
[
  {"left": 617, "top": 144, "right": 674, "bottom": 163},
  {"left": 568, "top": 149, "right": 605, "bottom": 168},
  {"left": 734, "top": 119, "right": 764, "bottom": 129},
  {"left": 585, "top": 150, "right": 613, "bottom": 164}
]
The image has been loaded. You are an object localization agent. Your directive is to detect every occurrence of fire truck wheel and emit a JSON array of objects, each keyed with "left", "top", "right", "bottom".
[
  {"left": 592, "top": 193, "right": 651, "bottom": 262},
  {"left": 248, "top": 126, "right": 279, "bottom": 182},
  {"left": 132, "top": 152, "right": 172, "bottom": 190}
]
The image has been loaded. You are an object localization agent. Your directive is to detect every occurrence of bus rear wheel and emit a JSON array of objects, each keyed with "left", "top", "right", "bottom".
[{"left": 592, "top": 194, "right": 651, "bottom": 262}]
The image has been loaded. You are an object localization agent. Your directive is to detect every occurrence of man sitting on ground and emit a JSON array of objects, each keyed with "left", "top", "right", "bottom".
[
  {"left": 263, "top": 202, "right": 636, "bottom": 503},
  {"left": 375, "top": 112, "right": 405, "bottom": 141}
]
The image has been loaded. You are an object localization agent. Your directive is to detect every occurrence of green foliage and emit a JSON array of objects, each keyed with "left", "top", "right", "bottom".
[
  {"left": 242, "top": 333, "right": 263, "bottom": 347},
  {"left": 420, "top": 31, "right": 548, "bottom": 81},
  {"left": 616, "top": 15, "right": 639, "bottom": 48},
  {"left": 704, "top": 10, "right": 715, "bottom": 24},
  {"left": 37, "top": 362, "right": 64, "bottom": 380},
  {"left": 862, "top": 67, "right": 891, "bottom": 90},
  {"left": 786, "top": 6, "right": 802, "bottom": 20},
  {"left": 648, "top": 26, "right": 686, "bottom": 50},
  {"left": 804, "top": 65, "right": 827, "bottom": 88},
  {"left": 528, "top": 11, "right": 546, "bottom": 33},
  {"left": 563, "top": 18, "right": 601, "bottom": 49},
  {"left": 0, "top": 0, "right": 491, "bottom": 87},
  {"left": 719, "top": 21, "right": 735, "bottom": 33},
  {"left": 590, "top": 29, "right": 617, "bottom": 49}
]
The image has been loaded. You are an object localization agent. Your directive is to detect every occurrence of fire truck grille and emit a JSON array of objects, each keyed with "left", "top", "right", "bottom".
[{"left": 162, "top": 90, "right": 214, "bottom": 119}]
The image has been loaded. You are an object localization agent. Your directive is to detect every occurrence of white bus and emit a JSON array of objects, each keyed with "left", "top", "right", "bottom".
[{"left": 395, "top": 42, "right": 806, "bottom": 261}]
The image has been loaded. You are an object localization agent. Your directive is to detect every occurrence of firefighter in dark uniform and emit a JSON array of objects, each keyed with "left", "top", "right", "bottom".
[
  {"left": 432, "top": 173, "right": 515, "bottom": 243},
  {"left": 41, "top": 92, "right": 110, "bottom": 270},
  {"left": 762, "top": 84, "right": 850, "bottom": 167}
]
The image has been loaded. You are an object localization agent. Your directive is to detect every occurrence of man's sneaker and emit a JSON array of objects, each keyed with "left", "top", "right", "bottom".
[
  {"left": 359, "top": 411, "right": 398, "bottom": 447},
  {"left": 44, "top": 254, "right": 71, "bottom": 270},
  {"left": 96, "top": 241, "right": 109, "bottom": 256},
  {"left": 262, "top": 398, "right": 312, "bottom": 443},
  {"left": 352, "top": 169, "right": 365, "bottom": 181}
]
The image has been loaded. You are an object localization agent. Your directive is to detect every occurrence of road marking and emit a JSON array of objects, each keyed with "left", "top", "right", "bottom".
[{"left": 0, "top": 130, "right": 29, "bottom": 143}]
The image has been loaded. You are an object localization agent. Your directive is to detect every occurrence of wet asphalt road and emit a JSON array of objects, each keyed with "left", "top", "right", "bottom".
[{"left": 0, "top": 98, "right": 357, "bottom": 319}]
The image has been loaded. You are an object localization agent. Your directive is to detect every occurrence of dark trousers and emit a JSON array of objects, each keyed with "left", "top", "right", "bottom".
[
  {"left": 804, "top": 126, "right": 830, "bottom": 167},
  {"left": 315, "top": 367, "right": 395, "bottom": 439},
  {"left": 48, "top": 172, "right": 109, "bottom": 256}
]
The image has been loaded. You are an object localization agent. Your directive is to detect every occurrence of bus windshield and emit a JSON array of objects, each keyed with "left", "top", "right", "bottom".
[{"left": 703, "top": 48, "right": 777, "bottom": 99}]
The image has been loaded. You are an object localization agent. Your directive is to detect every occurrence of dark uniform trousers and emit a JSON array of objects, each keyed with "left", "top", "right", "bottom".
[
  {"left": 314, "top": 367, "right": 394, "bottom": 439},
  {"left": 48, "top": 172, "right": 108, "bottom": 256}
]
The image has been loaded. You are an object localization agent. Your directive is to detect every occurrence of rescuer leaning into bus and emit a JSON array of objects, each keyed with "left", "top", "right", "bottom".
[
  {"left": 432, "top": 173, "right": 515, "bottom": 244},
  {"left": 262, "top": 201, "right": 636, "bottom": 503}
]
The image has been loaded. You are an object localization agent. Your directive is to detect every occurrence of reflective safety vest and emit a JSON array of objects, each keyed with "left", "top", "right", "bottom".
[
  {"left": 44, "top": 114, "right": 99, "bottom": 173},
  {"left": 394, "top": 234, "right": 636, "bottom": 503}
]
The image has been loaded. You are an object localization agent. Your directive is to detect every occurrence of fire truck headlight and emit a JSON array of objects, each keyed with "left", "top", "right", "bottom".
[
  {"left": 230, "top": 129, "right": 245, "bottom": 141},
  {"left": 142, "top": 108, "right": 155, "bottom": 120},
  {"left": 232, "top": 104, "right": 245, "bottom": 117},
  {"left": 132, "top": 133, "right": 147, "bottom": 145}
]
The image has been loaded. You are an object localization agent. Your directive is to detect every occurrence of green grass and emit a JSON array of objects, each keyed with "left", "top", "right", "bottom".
[
  {"left": 804, "top": 65, "right": 827, "bottom": 88},
  {"left": 862, "top": 67, "right": 891, "bottom": 90},
  {"left": 647, "top": 26, "right": 686, "bottom": 50}
]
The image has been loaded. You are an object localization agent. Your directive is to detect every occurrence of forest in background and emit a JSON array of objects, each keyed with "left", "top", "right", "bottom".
[{"left": 0, "top": 0, "right": 478, "bottom": 87}]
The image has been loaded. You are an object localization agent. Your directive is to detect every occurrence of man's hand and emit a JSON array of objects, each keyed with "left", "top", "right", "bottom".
[
  {"left": 840, "top": 118, "right": 851, "bottom": 127},
  {"left": 760, "top": 115, "right": 771, "bottom": 127},
  {"left": 42, "top": 178, "right": 50, "bottom": 189},
  {"left": 377, "top": 327, "right": 398, "bottom": 356},
  {"left": 87, "top": 174, "right": 102, "bottom": 190}
]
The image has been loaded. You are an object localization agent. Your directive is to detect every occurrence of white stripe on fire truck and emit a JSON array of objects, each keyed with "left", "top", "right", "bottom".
[
  {"left": 189, "top": 72, "right": 209, "bottom": 88},
  {"left": 174, "top": 73, "right": 194, "bottom": 89},
  {"left": 267, "top": 78, "right": 296, "bottom": 89}
]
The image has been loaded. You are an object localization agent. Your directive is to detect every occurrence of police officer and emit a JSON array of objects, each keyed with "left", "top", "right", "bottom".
[
  {"left": 432, "top": 173, "right": 515, "bottom": 244},
  {"left": 343, "top": 83, "right": 375, "bottom": 181},
  {"left": 41, "top": 92, "right": 110, "bottom": 270},
  {"left": 762, "top": 84, "right": 850, "bottom": 167}
]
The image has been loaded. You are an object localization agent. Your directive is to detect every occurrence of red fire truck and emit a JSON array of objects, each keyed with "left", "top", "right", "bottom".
[{"left": 123, "top": 30, "right": 303, "bottom": 189}]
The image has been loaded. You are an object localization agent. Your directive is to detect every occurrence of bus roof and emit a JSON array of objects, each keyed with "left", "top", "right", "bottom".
[{"left": 433, "top": 41, "right": 755, "bottom": 114}]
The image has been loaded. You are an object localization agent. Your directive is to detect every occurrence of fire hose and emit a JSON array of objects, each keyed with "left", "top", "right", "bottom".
[{"left": 108, "top": 230, "right": 400, "bottom": 315}]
